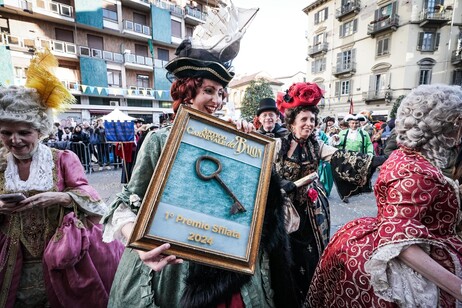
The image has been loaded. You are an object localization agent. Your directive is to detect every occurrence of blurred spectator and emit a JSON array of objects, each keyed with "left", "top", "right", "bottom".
[
  {"left": 70, "top": 124, "right": 90, "bottom": 168},
  {"left": 62, "top": 126, "right": 72, "bottom": 141},
  {"left": 54, "top": 122, "right": 63, "bottom": 141},
  {"left": 94, "top": 119, "right": 111, "bottom": 171}
]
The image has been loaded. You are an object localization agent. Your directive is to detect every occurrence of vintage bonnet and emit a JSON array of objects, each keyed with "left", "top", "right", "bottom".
[
  {"left": 0, "top": 48, "right": 75, "bottom": 136},
  {"left": 276, "top": 82, "right": 324, "bottom": 115},
  {"left": 165, "top": 0, "right": 258, "bottom": 88}
]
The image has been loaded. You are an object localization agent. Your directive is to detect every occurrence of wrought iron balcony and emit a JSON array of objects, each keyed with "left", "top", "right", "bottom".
[
  {"left": 332, "top": 62, "right": 356, "bottom": 77},
  {"left": 362, "top": 89, "right": 392, "bottom": 103},
  {"left": 123, "top": 19, "right": 151, "bottom": 37},
  {"left": 367, "top": 14, "right": 399, "bottom": 37},
  {"left": 308, "top": 42, "right": 328, "bottom": 57},
  {"left": 184, "top": 6, "right": 207, "bottom": 24},
  {"left": 418, "top": 9, "right": 451, "bottom": 27},
  {"left": 335, "top": 0, "right": 361, "bottom": 21}
]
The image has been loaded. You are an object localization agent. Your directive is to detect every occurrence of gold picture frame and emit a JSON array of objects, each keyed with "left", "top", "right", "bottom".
[{"left": 127, "top": 106, "right": 275, "bottom": 274}]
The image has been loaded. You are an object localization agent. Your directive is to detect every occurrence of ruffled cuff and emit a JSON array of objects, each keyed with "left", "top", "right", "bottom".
[
  {"left": 102, "top": 202, "right": 137, "bottom": 243},
  {"left": 67, "top": 191, "right": 107, "bottom": 216},
  {"left": 364, "top": 241, "right": 438, "bottom": 307}
]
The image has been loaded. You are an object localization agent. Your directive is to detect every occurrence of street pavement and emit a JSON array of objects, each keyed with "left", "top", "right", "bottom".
[{"left": 87, "top": 168, "right": 378, "bottom": 236}]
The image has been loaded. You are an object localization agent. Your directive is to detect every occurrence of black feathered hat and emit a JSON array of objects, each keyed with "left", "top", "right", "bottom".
[{"left": 165, "top": 40, "right": 235, "bottom": 88}]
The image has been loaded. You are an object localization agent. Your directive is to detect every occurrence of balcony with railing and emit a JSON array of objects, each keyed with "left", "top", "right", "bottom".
[
  {"left": 418, "top": 8, "right": 451, "bottom": 27},
  {"left": 308, "top": 42, "right": 328, "bottom": 57},
  {"left": 335, "top": 0, "right": 361, "bottom": 21},
  {"left": 184, "top": 6, "right": 207, "bottom": 24},
  {"left": 126, "top": 86, "right": 154, "bottom": 98},
  {"left": 122, "top": 19, "right": 151, "bottom": 39},
  {"left": 362, "top": 89, "right": 392, "bottom": 103},
  {"left": 367, "top": 14, "right": 399, "bottom": 37},
  {"left": 332, "top": 62, "right": 356, "bottom": 77},
  {"left": 78, "top": 46, "right": 124, "bottom": 63},
  {"left": 154, "top": 0, "right": 184, "bottom": 17},
  {"left": 124, "top": 53, "right": 153, "bottom": 71},
  {"left": 452, "top": 50, "right": 462, "bottom": 66},
  {"left": 0, "top": 33, "right": 77, "bottom": 58},
  {"left": 30, "top": 0, "right": 74, "bottom": 21},
  {"left": 154, "top": 58, "right": 169, "bottom": 68}
]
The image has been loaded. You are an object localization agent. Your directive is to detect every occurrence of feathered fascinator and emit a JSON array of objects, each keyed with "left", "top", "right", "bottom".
[
  {"left": 165, "top": 0, "right": 258, "bottom": 87},
  {"left": 25, "top": 48, "right": 76, "bottom": 110},
  {"left": 0, "top": 48, "right": 75, "bottom": 135},
  {"left": 276, "top": 82, "right": 324, "bottom": 115}
]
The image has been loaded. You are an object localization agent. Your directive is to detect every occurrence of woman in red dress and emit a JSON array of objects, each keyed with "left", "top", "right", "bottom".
[{"left": 308, "top": 84, "right": 462, "bottom": 307}]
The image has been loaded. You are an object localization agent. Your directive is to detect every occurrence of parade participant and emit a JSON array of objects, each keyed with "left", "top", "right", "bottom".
[
  {"left": 323, "top": 116, "right": 340, "bottom": 138},
  {"left": 0, "top": 50, "right": 122, "bottom": 307},
  {"left": 336, "top": 114, "right": 374, "bottom": 155},
  {"left": 274, "top": 82, "right": 338, "bottom": 305},
  {"left": 334, "top": 113, "right": 384, "bottom": 202},
  {"left": 316, "top": 123, "right": 334, "bottom": 197},
  {"left": 308, "top": 84, "right": 462, "bottom": 307},
  {"left": 255, "top": 98, "right": 289, "bottom": 138},
  {"left": 359, "top": 109, "right": 374, "bottom": 138},
  {"left": 102, "top": 2, "right": 297, "bottom": 307}
]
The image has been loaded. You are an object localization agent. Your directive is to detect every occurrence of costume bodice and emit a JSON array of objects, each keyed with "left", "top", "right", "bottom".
[
  {"left": 276, "top": 133, "right": 320, "bottom": 182},
  {"left": 375, "top": 149, "right": 461, "bottom": 240}
]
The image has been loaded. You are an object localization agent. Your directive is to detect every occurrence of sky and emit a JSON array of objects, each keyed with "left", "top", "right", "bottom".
[{"left": 230, "top": 0, "right": 309, "bottom": 78}]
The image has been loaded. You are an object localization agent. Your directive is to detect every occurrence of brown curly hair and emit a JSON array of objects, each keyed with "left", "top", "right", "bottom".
[{"left": 171, "top": 77, "right": 203, "bottom": 114}]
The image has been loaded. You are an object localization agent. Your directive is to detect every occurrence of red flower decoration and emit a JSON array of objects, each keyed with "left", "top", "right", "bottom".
[
  {"left": 276, "top": 82, "right": 324, "bottom": 115},
  {"left": 307, "top": 188, "right": 318, "bottom": 203}
]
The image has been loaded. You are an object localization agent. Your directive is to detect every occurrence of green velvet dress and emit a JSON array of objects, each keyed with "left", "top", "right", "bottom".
[{"left": 102, "top": 127, "right": 280, "bottom": 307}]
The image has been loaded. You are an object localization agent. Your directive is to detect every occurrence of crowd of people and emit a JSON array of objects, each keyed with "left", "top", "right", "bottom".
[{"left": 1, "top": 1, "right": 462, "bottom": 307}]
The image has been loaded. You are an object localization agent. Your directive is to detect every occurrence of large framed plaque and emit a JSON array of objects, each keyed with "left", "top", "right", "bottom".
[{"left": 127, "top": 106, "right": 275, "bottom": 274}]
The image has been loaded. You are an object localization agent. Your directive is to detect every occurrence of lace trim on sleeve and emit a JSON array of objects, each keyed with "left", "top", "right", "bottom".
[
  {"left": 102, "top": 202, "right": 136, "bottom": 243},
  {"left": 364, "top": 241, "right": 438, "bottom": 307}
]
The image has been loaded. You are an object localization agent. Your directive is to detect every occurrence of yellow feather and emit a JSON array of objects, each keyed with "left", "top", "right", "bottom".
[
  {"left": 25, "top": 48, "right": 75, "bottom": 110},
  {"left": 28, "top": 47, "right": 58, "bottom": 71}
]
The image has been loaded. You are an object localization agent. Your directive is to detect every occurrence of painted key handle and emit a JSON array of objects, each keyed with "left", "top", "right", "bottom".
[{"left": 195, "top": 155, "right": 247, "bottom": 215}]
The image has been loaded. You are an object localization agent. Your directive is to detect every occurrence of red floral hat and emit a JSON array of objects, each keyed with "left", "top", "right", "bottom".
[{"left": 276, "top": 82, "right": 324, "bottom": 115}]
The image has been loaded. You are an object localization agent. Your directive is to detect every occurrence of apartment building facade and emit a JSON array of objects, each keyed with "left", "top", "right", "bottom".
[
  {"left": 303, "top": 0, "right": 462, "bottom": 119},
  {"left": 0, "top": 0, "right": 218, "bottom": 124}
]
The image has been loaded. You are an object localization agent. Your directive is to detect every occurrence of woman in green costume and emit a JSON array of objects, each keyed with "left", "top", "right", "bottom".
[{"left": 101, "top": 2, "right": 298, "bottom": 307}]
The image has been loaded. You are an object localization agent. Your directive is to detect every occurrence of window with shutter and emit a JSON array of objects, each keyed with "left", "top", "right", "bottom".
[
  {"left": 417, "top": 58, "right": 435, "bottom": 85},
  {"left": 55, "top": 28, "right": 74, "bottom": 43},
  {"left": 340, "top": 80, "right": 350, "bottom": 95},
  {"left": 133, "top": 12, "right": 146, "bottom": 25},
  {"left": 377, "top": 36, "right": 390, "bottom": 56},
  {"left": 87, "top": 34, "right": 103, "bottom": 50},
  {"left": 171, "top": 20, "right": 182, "bottom": 38},
  {"left": 453, "top": 70, "right": 462, "bottom": 86},
  {"left": 435, "top": 33, "right": 440, "bottom": 50}
]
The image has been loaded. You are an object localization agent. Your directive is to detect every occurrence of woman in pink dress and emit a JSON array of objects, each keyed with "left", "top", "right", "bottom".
[{"left": 308, "top": 84, "right": 462, "bottom": 307}]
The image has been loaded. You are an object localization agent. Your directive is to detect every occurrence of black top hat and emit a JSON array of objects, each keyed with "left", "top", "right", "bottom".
[
  {"left": 257, "top": 98, "right": 278, "bottom": 116},
  {"left": 134, "top": 118, "right": 145, "bottom": 123},
  {"left": 165, "top": 39, "right": 235, "bottom": 88}
]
